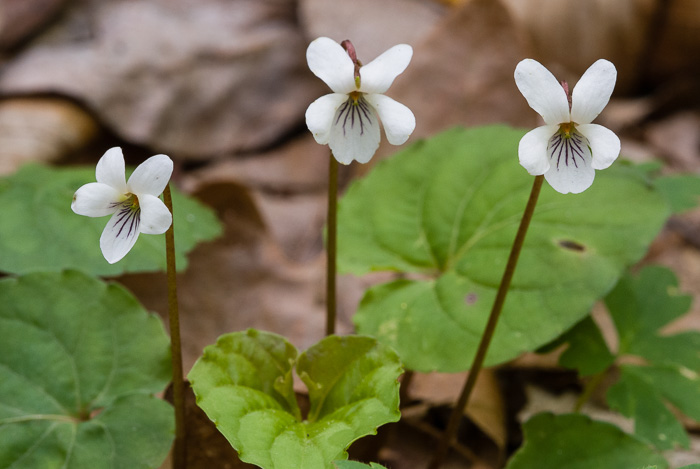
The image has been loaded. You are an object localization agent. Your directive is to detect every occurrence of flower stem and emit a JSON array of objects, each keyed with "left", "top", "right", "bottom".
[
  {"left": 163, "top": 185, "right": 186, "bottom": 469},
  {"left": 428, "top": 175, "right": 544, "bottom": 469},
  {"left": 326, "top": 154, "right": 339, "bottom": 336}
]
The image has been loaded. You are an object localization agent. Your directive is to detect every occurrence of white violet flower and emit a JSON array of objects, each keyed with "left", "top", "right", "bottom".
[
  {"left": 305, "top": 37, "right": 416, "bottom": 164},
  {"left": 71, "top": 147, "right": 173, "bottom": 264},
  {"left": 514, "top": 58, "right": 621, "bottom": 194}
]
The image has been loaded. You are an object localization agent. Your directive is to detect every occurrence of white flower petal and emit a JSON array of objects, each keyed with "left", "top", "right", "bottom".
[
  {"left": 71, "top": 182, "right": 123, "bottom": 217},
  {"left": 95, "top": 147, "right": 127, "bottom": 192},
  {"left": 518, "top": 125, "right": 558, "bottom": 175},
  {"left": 305, "top": 93, "right": 350, "bottom": 145},
  {"left": 571, "top": 59, "right": 617, "bottom": 124},
  {"left": 514, "top": 59, "right": 570, "bottom": 125},
  {"left": 126, "top": 154, "right": 173, "bottom": 196},
  {"left": 359, "top": 44, "right": 413, "bottom": 94},
  {"left": 99, "top": 204, "right": 141, "bottom": 264},
  {"left": 329, "top": 98, "right": 381, "bottom": 164},
  {"left": 139, "top": 194, "right": 172, "bottom": 235},
  {"left": 364, "top": 94, "right": 415, "bottom": 145},
  {"left": 544, "top": 130, "right": 595, "bottom": 194},
  {"left": 578, "top": 123, "right": 620, "bottom": 170},
  {"left": 306, "top": 37, "right": 356, "bottom": 94}
]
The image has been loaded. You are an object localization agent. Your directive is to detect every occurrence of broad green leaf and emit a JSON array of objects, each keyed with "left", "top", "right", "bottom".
[
  {"left": 334, "top": 462, "right": 387, "bottom": 469},
  {"left": 505, "top": 413, "right": 667, "bottom": 469},
  {"left": 189, "top": 331, "right": 402, "bottom": 469},
  {"left": 654, "top": 174, "right": 700, "bottom": 213},
  {"left": 0, "top": 270, "right": 173, "bottom": 468},
  {"left": 339, "top": 126, "right": 668, "bottom": 371},
  {"left": 607, "top": 366, "right": 689, "bottom": 449},
  {"left": 0, "top": 163, "right": 222, "bottom": 276},
  {"left": 678, "top": 465, "right": 700, "bottom": 469}
]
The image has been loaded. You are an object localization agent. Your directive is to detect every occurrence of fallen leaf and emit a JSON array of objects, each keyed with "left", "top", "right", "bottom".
[
  {"left": 0, "top": 97, "right": 98, "bottom": 175},
  {"left": 0, "top": 0, "right": 322, "bottom": 158}
]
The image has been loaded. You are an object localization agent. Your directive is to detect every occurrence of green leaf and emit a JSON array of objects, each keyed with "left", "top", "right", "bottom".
[
  {"left": 0, "top": 270, "right": 173, "bottom": 468},
  {"left": 334, "top": 462, "right": 387, "bottom": 469},
  {"left": 505, "top": 413, "right": 667, "bottom": 469},
  {"left": 554, "top": 316, "right": 615, "bottom": 377},
  {"left": 654, "top": 174, "right": 700, "bottom": 213},
  {"left": 0, "top": 163, "right": 222, "bottom": 276},
  {"left": 189, "top": 331, "right": 402, "bottom": 469},
  {"left": 607, "top": 366, "right": 689, "bottom": 449},
  {"left": 678, "top": 465, "right": 700, "bottom": 469},
  {"left": 339, "top": 126, "right": 668, "bottom": 371}
]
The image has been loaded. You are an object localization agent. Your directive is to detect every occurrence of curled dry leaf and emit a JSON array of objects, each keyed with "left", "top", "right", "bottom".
[
  {"left": 501, "top": 0, "right": 657, "bottom": 94},
  {"left": 0, "top": 0, "right": 68, "bottom": 50},
  {"left": 0, "top": 0, "right": 322, "bottom": 158},
  {"left": 0, "top": 97, "right": 98, "bottom": 175},
  {"left": 387, "top": 0, "right": 533, "bottom": 147}
]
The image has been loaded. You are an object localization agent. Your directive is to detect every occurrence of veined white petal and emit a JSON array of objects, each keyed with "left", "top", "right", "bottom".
[
  {"left": 100, "top": 203, "right": 141, "bottom": 264},
  {"left": 329, "top": 98, "right": 381, "bottom": 164},
  {"left": 71, "top": 182, "right": 124, "bottom": 217},
  {"left": 578, "top": 123, "right": 620, "bottom": 170},
  {"left": 545, "top": 130, "right": 595, "bottom": 194},
  {"left": 305, "top": 93, "right": 349, "bottom": 145},
  {"left": 364, "top": 94, "right": 415, "bottom": 145},
  {"left": 518, "top": 125, "right": 558, "bottom": 175},
  {"left": 95, "top": 147, "right": 127, "bottom": 192},
  {"left": 127, "top": 154, "right": 173, "bottom": 196},
  {"left": 514, "top": 59, "right": 570, "bottom": 125},
  {"left": 139, "top": 194, "right": 172, "bottom": 235},
  {"left": 571, "top": 59, "right": 617, "bottom": 124},
  {"left": 359, "top": 44, "right": 412, "bottom": 94},
  {"left": 307, "top": 37, "right": 356, "bottom": 94}
]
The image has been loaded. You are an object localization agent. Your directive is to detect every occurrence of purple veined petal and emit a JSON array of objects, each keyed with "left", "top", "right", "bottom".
[
  {"left": 544, "top": 130, "right": 595, "bottom": 194},
  {"left": 514, "top": 59, "right": 570, "bottom": 125},
  {"left": 359, "top": 44, "right": 413, "bottom": 95},
  {"left": 139, "top": 194, "right": 172, "bottom": 235},
  {"left": 570, "top": 59, "right": 617, "bottom": 125},
  {"left": 99, "top": 203, "right": 141, "bottom": 264},
  {"left": 364, "top": 94, "right": 415, "bottom": 145},
  {"left": 306, "top": 37, "right": 357, "bottom": 94},
  {"left": 328, "top": 97, "right": 381, "bottom": 164},
  {"left": 71, "top": 182, "right": 124, "bottom": 217},
  {"left": 578, "top": 123, "right": 620, "bottom": 170},
  {"left": 95, "top": 147, "right": 127, "bottom": 192},
  {"left": 127, "top": 154, "right": 173, "bottom": 196},
  {"left": 518, "top": 125, "right": 558, "bottom": 175},
  {"left": 305, "top": 93, "right": 350, "bottom": 145}
]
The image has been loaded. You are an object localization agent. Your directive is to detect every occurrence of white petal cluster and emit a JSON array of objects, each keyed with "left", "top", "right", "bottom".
[
  {"left": 305, "top": 37, "right": 416, "bottom": 164},
  {"left": 515, "top": 59, "right": 621, "bottom": 194},
  {"left": 71, "top": 147, "right": 173, "bottom": 264}
]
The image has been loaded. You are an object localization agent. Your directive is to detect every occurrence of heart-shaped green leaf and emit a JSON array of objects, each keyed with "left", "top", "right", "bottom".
[
  {"left": 0, "top": 270, "right": 173, "bottom": 468},
  {"left": 0, "top": 163, "right": 222, "bottom": 276},
  {"left": 188, "top": 330, "right": 402, "bottom": 469},
  {"left": 505, "top": 413, "right": 667, "bottom": 469},
  {"left": 338, "top": 126, "right": 668, "bottom": 372}
]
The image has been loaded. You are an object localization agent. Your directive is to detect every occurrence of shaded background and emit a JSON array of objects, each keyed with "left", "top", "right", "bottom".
[{"left": 1, "top": 0, "right": 698, "bottom": 467}]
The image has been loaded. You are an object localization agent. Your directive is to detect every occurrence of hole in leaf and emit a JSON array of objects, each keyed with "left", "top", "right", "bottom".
[{"left": 558, "top": 240, "right": 586, "bottom": 252}]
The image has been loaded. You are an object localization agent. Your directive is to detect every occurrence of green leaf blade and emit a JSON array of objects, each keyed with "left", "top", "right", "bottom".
[
  {"left": 189, "top": 332, "right": 402, "bottom": 469},
  {"left": 505, "top": 413, "right": 667, "bottom": 469},
  {"left": 0, "top": 271, "right": 174, "bottom": 468},
  {"left": 342, "top": 127, "right": 668, "bottom": 371}
]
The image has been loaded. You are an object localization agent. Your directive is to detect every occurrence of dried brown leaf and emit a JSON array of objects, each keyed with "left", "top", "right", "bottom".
[{"left": 0, "top": 0, "right": 321, "bottom": 158}]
